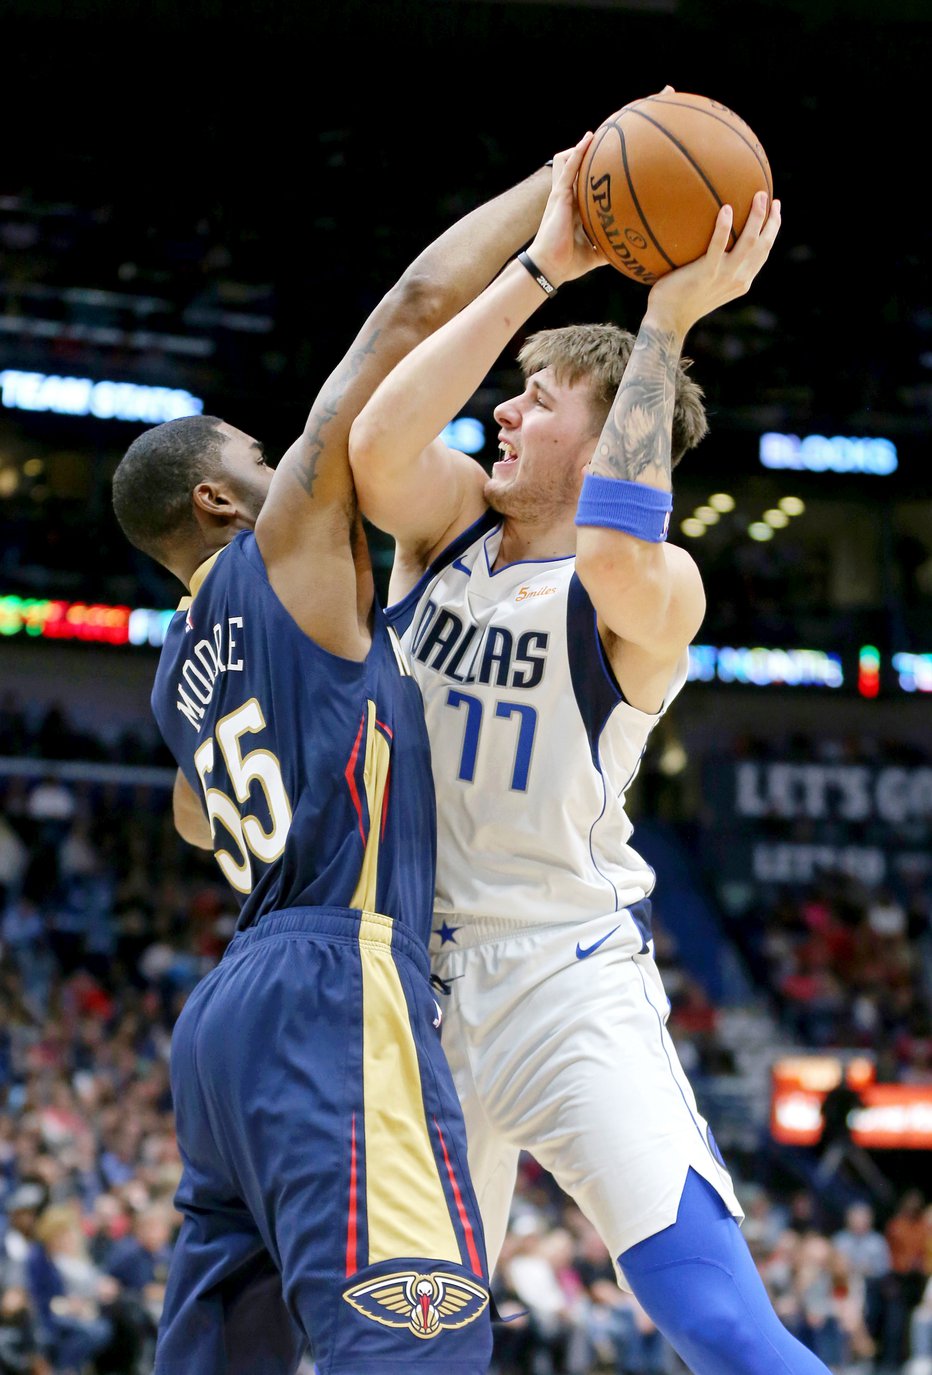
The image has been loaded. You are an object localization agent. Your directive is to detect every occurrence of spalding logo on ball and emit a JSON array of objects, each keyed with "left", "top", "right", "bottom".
[{"left": 578, "top": 91, "right": 773, "bottom": 285}]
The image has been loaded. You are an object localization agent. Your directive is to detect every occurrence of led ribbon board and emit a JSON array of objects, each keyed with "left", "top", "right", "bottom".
[
  {"left": 760, "top": 431, "right": 897, "bottom": 475},
  {"left": 0, "top": 370, "right": 203, "bottom": 423}
]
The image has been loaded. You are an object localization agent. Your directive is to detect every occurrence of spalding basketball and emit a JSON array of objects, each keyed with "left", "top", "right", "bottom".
[{"left": 577, "top": 91, "right": 773, "bottom": 285}]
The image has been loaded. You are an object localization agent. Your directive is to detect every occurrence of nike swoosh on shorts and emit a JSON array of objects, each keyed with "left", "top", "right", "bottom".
[{"left": 575, "top": 925, "right": 621, "bottom": 959}]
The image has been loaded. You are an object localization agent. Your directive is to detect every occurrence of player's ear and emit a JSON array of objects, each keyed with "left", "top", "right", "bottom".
[{"left": 192, "top": 480, "right": 237, "bottom": 522}]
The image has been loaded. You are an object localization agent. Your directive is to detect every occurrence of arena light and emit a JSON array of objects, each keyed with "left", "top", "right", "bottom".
[
  {"left": 747, "top": 522, "right": 773, "bottom": 541},
  {"left": 680, "top": 517, "right": 706, "bottom": 538},
  {"left": 771, "top": 1056, "right": 932, "bottom": 1150},
  {"left": 891, "top": 651, "right": 932, "bottom": 693},
  {"left": 708, "top": 492, "right": 735, "bottom": 512},
  {"left": 440, "top": 416, "right": 485, "bottom": 455},
  {"left": 0, "top": 594, "right": 173, "bottom": 646},
  {"left": 857, "top": 645, "right": 881, "bottom": 699},
  {"left": 760, "top": 431, "right": 897, "bottom": 475},
  {"left": 0, "top": 369, "right": 204, "bottom": 423},
  {"left": 778, "top": 495, "right": 805, "bottom": 516},
  {"left": 688, "top": 644, "right": 843, "bottom": 688},
  {"left": 8, "top": 595, "right": 916, "bottom": 702},
  {"left": 694, "top": 505, "right": 719, "bottom": 524},
  {"left": 763, "top": 508, "right": 789, "bottom": 528}
]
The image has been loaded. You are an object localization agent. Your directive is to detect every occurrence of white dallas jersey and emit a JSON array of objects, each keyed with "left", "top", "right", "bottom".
[{"left": 387, "top": 512, "right": 688, "bottom": 952}]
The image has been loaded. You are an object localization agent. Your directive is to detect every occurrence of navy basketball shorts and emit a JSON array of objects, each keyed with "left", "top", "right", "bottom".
[{"left": 155, "top": 907, "right": 492, "bottom": 1375}]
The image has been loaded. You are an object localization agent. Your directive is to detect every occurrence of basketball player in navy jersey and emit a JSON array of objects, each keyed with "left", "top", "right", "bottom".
[
  {"left": 349, "top": 141, "right": 833, "bottom": 1375},
  {"left": 110, "top": 158, "right": 562, "bottom": 1375}
]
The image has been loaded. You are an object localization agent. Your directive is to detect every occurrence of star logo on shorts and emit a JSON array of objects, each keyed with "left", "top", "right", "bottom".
[
  {"left": 342, "top": 1271, "right": 489, "bottom": 1339},
  {"left": 435, "top": 921, "right": 461, "bottom": 945}
]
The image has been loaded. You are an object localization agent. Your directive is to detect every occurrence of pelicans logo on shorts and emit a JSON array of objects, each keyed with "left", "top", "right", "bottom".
[{"left": 342, "top": 1271, "right": 489, "bottom": 1339}]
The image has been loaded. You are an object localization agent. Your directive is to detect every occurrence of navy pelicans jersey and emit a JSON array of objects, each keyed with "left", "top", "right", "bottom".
[
  {"left": 386, "top": 512, "right": 688, "bottom": 954},
  {"left": 152, "top": 531, "right": 436, "bottom": 940}
]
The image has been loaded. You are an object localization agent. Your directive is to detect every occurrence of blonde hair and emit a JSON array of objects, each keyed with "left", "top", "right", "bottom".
[
  {"left": 34, "top": 1203, "right": 83, "bottom": 1249},
  {"left": 517, "top": 323, "right": 708, "bottom": 466}
]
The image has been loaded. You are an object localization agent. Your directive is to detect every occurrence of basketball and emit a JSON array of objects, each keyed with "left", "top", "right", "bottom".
[{"left": 577, "top": 91, "right": 773, "bottom": 285}]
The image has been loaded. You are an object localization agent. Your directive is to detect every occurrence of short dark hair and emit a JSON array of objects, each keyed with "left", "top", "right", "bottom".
[
  {"left": 112, "top": 414, "right": 225, "bottom": 563},
  {"left": 517, "top": 323, "right": 708, "bottom": 467}
]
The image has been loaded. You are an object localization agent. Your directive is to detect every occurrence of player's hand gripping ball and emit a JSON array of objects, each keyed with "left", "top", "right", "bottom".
[{"left": 577, "top": 90, "right": 773, "bottom": 285}]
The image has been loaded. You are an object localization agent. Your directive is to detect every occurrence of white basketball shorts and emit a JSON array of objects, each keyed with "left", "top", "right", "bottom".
[{"left": 430, "top": 914, "right": 745, "bottom": 1290}]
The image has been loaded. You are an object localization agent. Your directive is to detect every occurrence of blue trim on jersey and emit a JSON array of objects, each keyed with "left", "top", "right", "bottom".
[
  {"left": 628, "top": 900, "right": 653, "bottom": 953},
  {"left": 385, "top": 509, "right": 501, "bottom": 638},
  {"left": 566, "top": 573, "right": 628, "bottom": 912},
  {"left": 480, "top": 529, "right": 575, "bottom": 579},
  {"left": 565, "top": 576, "right": 658, "bottom": 922},
  {"left": 565, "top": 573, "right": 624, "bottom": 767}
]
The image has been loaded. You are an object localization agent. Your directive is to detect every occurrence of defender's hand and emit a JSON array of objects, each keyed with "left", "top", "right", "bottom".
[{"left": 526, "top": 133, "right": 609, "bottom": 288}]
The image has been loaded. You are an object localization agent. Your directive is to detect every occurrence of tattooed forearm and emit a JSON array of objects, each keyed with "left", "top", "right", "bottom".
[
  {"left": 290, "top": 396, "right": 339, "bottom": 496},
  {"left": 287, "top": 328, "right": 383, "bottom": 497},
  {"left": 588, "top": 323, "right": 680, "bottom": 490}
]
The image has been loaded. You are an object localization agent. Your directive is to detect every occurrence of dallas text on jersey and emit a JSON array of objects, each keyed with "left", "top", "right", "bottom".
[{"left": 411, "top": 602, "right": 549, "bottom": 690}]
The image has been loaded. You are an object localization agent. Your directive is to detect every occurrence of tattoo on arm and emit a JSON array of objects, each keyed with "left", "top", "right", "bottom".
[
  {"left": 291, "top": 397, "right": 338, "bottom": 497},
  {"left": 288, "top": 328, "right": 382, "bottom": 498},
  {"left": 589, "top": 324, "right": 680, "bottom": 489}
]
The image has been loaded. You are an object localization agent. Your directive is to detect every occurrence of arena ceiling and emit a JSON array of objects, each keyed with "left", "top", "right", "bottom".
[{"left": 1, "top": 0, "right": 930, "bottom": 558}]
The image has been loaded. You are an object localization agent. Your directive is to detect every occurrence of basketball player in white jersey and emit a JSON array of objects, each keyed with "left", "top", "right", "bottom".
[{"left": 348, "top": 137, "right": 832, "bottom": 1375}]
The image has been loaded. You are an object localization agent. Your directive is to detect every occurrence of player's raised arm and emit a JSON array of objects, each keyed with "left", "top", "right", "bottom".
[
  {"left": 253, "top": 163, "right": 557, "bottom": 649},
  {"left": 349, "top": 136, "right": 606, "bottom": 567},
  {"left": 575, "top": 192, "right": 781, "bottom": 681}
]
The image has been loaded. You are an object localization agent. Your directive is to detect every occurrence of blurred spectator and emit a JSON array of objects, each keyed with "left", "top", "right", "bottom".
[
  {"left": 0, "top": 819, "right": 26, "bottom": 908},
  {"left": 572, "top": 1213, "right": 666, "bottom": 1375},
  {"left": 1, "top": 1187, "right": 49, "bottom": 1290},
  {"left": 25, "top": 1203, "right": 115, "bottom": 1374},
  {"left": 781, "top": 1232, "right": 870, "bottom": 1369},
  {"left": 103, "top": 1201, "right": 173, "bottom": 1333},
  {"left": 814, "top": 1074, "right": 894, "bottom": 1209},
  {"left": 832, "top": 1200, "right": 896, "bottom": 1369},
  {"left": 909, "top": 1273, "right": 932, "bottom": 1375},
  {"left": 886, "top": 1190, "right": 932, "bottom": 1370},
  {"left": 495, "top": 1214, "right": 582, "bottom": 1375},
  {"left": 741, "top": 1185, "right": 790, "bottom": 1259},
  {"left": 0, "top": 1280, "right": 48, "bottom": 1374},
  {"left": 23, "top": 781, "right": 74, "bottom": 842},
  {"left": 867, "top": 890, "right": 909, "bottom": 940}
]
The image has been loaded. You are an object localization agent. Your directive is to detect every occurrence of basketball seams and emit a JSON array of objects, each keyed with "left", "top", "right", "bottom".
[
  {"left": 625, "top": 108, "right": 737, "bottom": 249},
  {"left": 633, "top": 95, "right": 773, "bottom": 195},
  {"left": 611, "top": 120, "right": 678, "bottom": 273},
  {"left": 578, "top": 124, "right": 612, "bottom": 255},
  {"left": 579, "top": 91, "right": 772, "bottom": 285}
]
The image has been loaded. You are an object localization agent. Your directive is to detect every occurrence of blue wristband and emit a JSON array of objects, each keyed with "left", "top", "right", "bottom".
[{"left": 574, "top": 473, "right": 672, "bottom": 543}]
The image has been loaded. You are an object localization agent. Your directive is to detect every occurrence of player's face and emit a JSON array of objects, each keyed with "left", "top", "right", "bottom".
[
  {"left": 487, "top": 370, "right": 598, "bottom": 522},
  {"left": 216, "top": 422, "right": 274, "bottom": 525}
]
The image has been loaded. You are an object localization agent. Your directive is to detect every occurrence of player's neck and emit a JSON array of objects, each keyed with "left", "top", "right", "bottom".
[
  {"left": 493, "top": 512, "right": 577, "bottom": 571},
  {"left": 174, "top": 534, "right": 236, "bottom": 592}
]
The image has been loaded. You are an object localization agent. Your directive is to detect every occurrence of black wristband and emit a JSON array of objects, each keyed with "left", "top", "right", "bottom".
[{"left": 517, "top": 250, "right": 557, "bottom": 297}]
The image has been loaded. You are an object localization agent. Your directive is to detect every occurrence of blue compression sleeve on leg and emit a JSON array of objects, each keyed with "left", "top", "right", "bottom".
[{"left": 618, "top": 1169, "right": 833, "bottom": 1375}]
